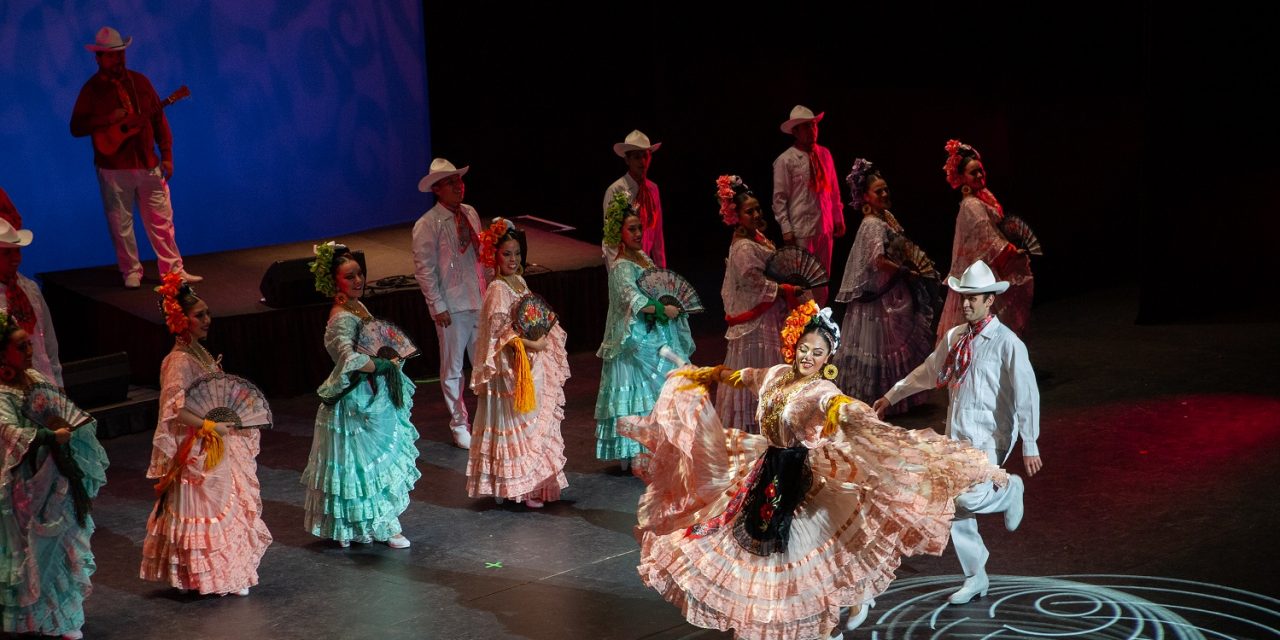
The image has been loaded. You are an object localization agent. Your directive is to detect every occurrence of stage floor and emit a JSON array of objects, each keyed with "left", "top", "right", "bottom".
[{"left": 65, "top": 287, "right": 1280, "bottom": 639}]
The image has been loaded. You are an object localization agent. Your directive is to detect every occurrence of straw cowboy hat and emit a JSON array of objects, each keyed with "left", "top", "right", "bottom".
[
  {"left": 417, "top": 158, "right": 470, "bottom": 192},
  {"left": 0, "top": 219, "right": 33, "bottom": 249},
  {"left": 613, "top": 130, "right": 662, "bottom": 157},
  {"left": 947, "top": 260, "right": 1009, "bottom": 295},
  {"left": 780, "top": 105, "right": 825, "bottom": 134},
  {"left": 85, "top": 26, "right": 132, "bottom": 52}
]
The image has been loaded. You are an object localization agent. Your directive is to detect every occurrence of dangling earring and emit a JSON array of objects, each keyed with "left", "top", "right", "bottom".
[
  {"left": 861, "top": 203, "right": 873, "bottom": 216},
  {"left": 516, "top": 264, "right": 524, "bottom": 276},
  {"left": 334, "top": 292, "right": 348, "bottom": 305},
  {"left": 0, "top": 366, "right": 15, "bottom": 384},
  {"left": 822, "top": 363, "right": 839, "bottom": 380},
  {"left": 961, "top": 185, "right": 972, "bottom": 197}
]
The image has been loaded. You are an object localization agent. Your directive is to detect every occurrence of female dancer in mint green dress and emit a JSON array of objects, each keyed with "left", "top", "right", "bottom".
[
  {"left": 0, "top": 310, "right": 108, "bottom": 640},
  {"left": 301, "top": 243, "right": 421, "bottom": 548},
  {"left": 594, "top": 197, "right": 694, "bottom": 469}
]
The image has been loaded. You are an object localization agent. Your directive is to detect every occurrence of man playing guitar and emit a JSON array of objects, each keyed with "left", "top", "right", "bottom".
[{"left": 70, "top": 26, "right": 201, "bottom": 288}]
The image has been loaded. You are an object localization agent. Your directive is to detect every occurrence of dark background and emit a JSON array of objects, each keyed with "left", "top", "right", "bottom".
[{"left": 421, "top": 2, "right": 1278, "bottom": 325}]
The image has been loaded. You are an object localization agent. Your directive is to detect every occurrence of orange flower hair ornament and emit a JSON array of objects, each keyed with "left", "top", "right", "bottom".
[
  {"left": 780, "top": 300, "right": 819, "bottom": 364},
  {"left": 943, "top": 139, "right": 978, "bottom": 189},
  {"left": 155, "top": 272, "right": 190, "bottom": 335},
  {"left": 715, "top": 175, "right": 741, "bottom": 226},
  {"left": 478, "top": 217, "right": 514, "bottom": 269}
]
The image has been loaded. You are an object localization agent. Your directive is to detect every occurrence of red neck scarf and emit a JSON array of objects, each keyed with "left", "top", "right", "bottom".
[
  {"left": 804, "top": 146, "right": 831, "bottom": 195},
  {"left": 936, "top": 315, "right": 995, "bottom": 388},
  {"left": 632, "top": 177, "right": 658, "bottom": 232}
]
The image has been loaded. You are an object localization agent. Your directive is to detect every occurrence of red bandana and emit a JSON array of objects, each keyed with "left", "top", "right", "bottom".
[{"left": 936, "top": 315, "right": 995, "bottom": 388}]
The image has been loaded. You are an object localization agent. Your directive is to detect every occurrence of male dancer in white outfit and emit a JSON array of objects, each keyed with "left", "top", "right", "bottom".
[
  {"left": 413, "top": 158, "right": 488, "bottom": 449},
  {"left": 602, "top": 130, "right": 665, "bottom": 268},
  {"left": 874, "top": 260, "right": 1041, "bottom": 605},
  {"left": 772, "top": 105, "right": 844, "bottom": 305}
]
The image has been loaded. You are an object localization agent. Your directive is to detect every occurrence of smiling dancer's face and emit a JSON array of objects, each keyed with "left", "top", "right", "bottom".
[
  {"left": 335, "top": 259, "right": 365, "bottom": 300},
  {"left": 793, "top": 331, "right": 831, "bottom": 378},
  {"left": 497, "top": 238, "right": 521, "bottom": 277}
]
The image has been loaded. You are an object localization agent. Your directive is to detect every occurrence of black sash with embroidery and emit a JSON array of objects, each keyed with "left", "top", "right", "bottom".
[{"left": 733, "top": 445, "right": 812, "bottom": 556}]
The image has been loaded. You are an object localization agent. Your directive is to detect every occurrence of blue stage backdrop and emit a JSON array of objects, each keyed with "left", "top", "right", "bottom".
[{"left": 0, "top": 1, "right": 429, "bottom": 279}]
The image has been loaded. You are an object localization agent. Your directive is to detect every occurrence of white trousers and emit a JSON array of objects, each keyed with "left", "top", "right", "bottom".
[
  {"left": 951, "top": 448, "right": 1018, "bottom": 577},
  {"left": 96, "top": 167, "right": 184, "bottom": 277},
  {"left": 435, "top": 309, "right": 479, "bottom": 428}
]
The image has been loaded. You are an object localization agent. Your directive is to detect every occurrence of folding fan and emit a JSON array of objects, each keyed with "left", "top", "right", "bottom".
[
  {"left": 636, "top": 268, "right": 705, "bottom": 314},
  {"left": 764, "top": 246, "right": 828, "bottom": 289},
  {"left": 183, "top": 373, "right": 273, "bottom": 429},
  {"left": 1000, "top": 215, "right": 1043, "bottom": 256},
  {"left": 887, "top": 236, "right": 939, "bottom": 280},
  {"left": 23, "top": 382, "right": 93, "bottom": 430},
  {"left": 357, "top": 318, "right": 420, "bottom": 360},
  {"left": 512, "top": 292, "right": 559, "bottom": 340}
]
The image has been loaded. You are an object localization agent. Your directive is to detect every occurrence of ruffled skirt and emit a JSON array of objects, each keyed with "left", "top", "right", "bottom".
[
  {"left": 1, "top": 427, "right": 108, "bottom": 636},
  {"left": 715, "top": 309, "right": 785, "bottom": 434},
  {"left": 141, "top": 433, "right": 272, "bottom": 594},
  {"left": 594, "top": 322, "right": 685, "bottom": 460},
  {"left": 619, "top": 373, "right": 1005, "bottom": 640},
  {"left": 301, "top": 373, "right": 421, "bottom": 542},
  {"left": 834, "top": 280, "right": 935, "bottom": 415},
  {"left": 468, "top": 325, "right": 570, "bottom": 501}
]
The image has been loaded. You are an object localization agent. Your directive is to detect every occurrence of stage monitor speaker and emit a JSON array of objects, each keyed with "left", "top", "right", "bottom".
[
  {"left": 259, "top": 250, "right": 366, "bottom": 308},
  {"left": 62, "top": 351, "right": 130, "bottom": 408}
]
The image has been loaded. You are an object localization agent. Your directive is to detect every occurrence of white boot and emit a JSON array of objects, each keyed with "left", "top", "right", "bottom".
[
  {"left": 450, "top": 424, "right": 471, "bottom": 449},
  {"left": 845, "top": 598, "right": 874, "bottom": 630},
  {"left": 948, "top": 571, "right": 990, "bottom": 605}
]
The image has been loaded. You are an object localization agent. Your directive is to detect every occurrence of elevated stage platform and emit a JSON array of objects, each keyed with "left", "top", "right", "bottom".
[{"left": 41, "top": 221, "right": 607, "bottom": 397}]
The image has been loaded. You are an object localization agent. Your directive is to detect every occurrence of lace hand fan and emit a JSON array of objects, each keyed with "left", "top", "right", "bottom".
[
  {"left": 23, "top": 383, "right": 93, "bottom": 431},
  {"left": 636, "top": 268, "right": 704, "bottom": 314},
  {"left": 764, "top": 246, "right": 828, "bottom": 289},
  {"left": 1000, "top": 215, "right": 1043, "bottom": 256},
  {"left": 183, "top": 373, "right": 273, "bottom": 429},
  {"left": 889, "top": 238, "right": 939, "bottom": 280},
  {"left": 357, "top": 318, "right": 420, "bottom": 360},
  {"left": 511, "top": 292, "right": 559, "bottom": 340}
]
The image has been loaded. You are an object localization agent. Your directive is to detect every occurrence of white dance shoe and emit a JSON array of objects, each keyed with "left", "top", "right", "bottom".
[
  {"left": 948, "top": 572, "right": 990, "bottom": 605},
  {"left": 450, "top": 425, "right": 472, "bottom": 449}
]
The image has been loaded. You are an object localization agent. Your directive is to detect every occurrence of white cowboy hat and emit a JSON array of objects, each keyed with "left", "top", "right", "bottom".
[
  {"left": 0, "top": 219, "right": 33, "bottom": 248},
  {"left": 780, "top": 105, "right": 825, "bottom": 134},
  {"left": 947, "top": 260, "right": 1009, "bottom": 295},
  {"left": 85, "top": 26, "right": 132, "bottom": 52},
  {"left": 613, "top": 130, "right": 662, "bottom": 157},
  {"left": 417, "top": 158, "right": 470, "bottom": 192}
]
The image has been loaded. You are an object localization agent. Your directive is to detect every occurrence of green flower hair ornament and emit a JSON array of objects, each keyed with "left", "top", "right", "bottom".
[
  {"left": 310, "top": 241, "right": 338, "bottom": 297},
  {"left": 603, "top": 189, "right": 634, "bottom": 247}
]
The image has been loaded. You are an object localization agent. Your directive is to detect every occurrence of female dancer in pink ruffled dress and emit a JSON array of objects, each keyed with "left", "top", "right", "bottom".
[
  {"left": 140, "top": 274, "right": 272, "bottom": 595},
  {"left": 937, "top": 139, "right": 1034, "bottom": 338},
  {"left": 620, "top": 301, "right": 1006, "bottom": 640},
  {"left": 714, "top": 175, "right": 803, "bottom": 433},
  {"left": 467, "top": 218, "right": 569, "bottom": 507},
  {"left": 833, "top": 159, "right": 936, "bottom": 415}
]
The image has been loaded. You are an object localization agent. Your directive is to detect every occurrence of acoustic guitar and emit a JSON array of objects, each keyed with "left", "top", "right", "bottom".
[{"left": 92, "top": 86, "right": 190, "bottom": 156}]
